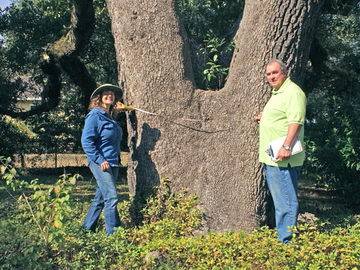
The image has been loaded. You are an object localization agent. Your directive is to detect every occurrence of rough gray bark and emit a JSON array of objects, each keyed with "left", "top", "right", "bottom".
[{"left": 107, "top": 0, "right": 323, "bottom": 231}]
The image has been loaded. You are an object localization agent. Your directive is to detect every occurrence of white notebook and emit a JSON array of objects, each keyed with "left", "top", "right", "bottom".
[{"left": 267, "top": 136, "right": 303, "bottom": 161}]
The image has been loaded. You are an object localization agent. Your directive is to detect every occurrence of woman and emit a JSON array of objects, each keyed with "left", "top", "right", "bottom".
[{"left": 81, "top": 84, "right": 131, "bottom": 235}]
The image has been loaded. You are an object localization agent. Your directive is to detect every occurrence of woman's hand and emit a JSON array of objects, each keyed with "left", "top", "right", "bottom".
[
  {"left": 114, "top": 101, "right": 134, "bottom": 111},
  {"left": 100, "top": 161, "right": 110, "bottom": 171}
]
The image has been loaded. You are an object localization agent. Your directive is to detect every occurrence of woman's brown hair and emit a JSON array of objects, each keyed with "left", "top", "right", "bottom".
[{"left": 88, "top": 94, "right": 102, "bottom": 110}]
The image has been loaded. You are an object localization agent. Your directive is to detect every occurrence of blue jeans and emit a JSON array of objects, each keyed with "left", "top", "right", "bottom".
[
  {"left": 264, "top": 164, "right": 301, "bottom": 243},
  {"left": 83, "top": 161, "right": 120, "bottom": 235}
]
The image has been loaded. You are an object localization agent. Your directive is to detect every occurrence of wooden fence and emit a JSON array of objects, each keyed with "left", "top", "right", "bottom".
[{"left": 13, "top": 153, "right": 129, "bottom": 169}]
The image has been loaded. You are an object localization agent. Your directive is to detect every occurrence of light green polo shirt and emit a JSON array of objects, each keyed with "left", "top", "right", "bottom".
[{"left": 259, "top": 77, "right": 306, "bottom": 167}]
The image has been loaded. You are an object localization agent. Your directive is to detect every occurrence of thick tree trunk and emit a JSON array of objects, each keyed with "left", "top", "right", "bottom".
[{"left": 107, "top": 0, "right": 323, "bottom": 231}]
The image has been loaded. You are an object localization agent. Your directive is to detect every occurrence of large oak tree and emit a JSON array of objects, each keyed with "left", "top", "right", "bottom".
[{"left": 107, "top": 0, "right": 323, "bottom": 231}]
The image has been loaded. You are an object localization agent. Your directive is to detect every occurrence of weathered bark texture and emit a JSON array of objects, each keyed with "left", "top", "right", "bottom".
[{"left": 107, "top": 0, "right": 323, "bottom": 231}]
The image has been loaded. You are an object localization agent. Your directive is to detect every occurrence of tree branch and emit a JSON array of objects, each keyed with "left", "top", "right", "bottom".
[{"left": 1, "top": 0, "right": 96, "bottom": 119}]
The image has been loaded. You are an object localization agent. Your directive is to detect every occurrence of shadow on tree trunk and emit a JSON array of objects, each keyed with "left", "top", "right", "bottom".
[{"left": 130, "top": 122, "right": 161, "bottom": 225}]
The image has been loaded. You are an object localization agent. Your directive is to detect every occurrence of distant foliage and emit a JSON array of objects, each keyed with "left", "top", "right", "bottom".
[
  {"left": 304, "top": 4, "right": 360, "bottom": 210},
  {"left": 0, "top": 0, "right": 118, "bottom": 154},
  {"left": 176, "top": 0, "right": 244, "bottom": 89},
  {"left": 0, "top": 117, "right": 34, "bottom": 156}
]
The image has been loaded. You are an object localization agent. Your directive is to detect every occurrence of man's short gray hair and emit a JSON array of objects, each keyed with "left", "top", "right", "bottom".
[{"left": 268, "top": 59, "right": 288, "bottom": 75}]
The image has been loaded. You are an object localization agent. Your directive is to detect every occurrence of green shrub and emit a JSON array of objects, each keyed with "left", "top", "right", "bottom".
[
  {"left": 1, "top": 160, "right": 359, "bottom": 269},
  {"left": 0, "top": 219, "right": 52, "bottom": 270},
  {"left": 140, "top": 223, "right": 360, "bottom": 270}
]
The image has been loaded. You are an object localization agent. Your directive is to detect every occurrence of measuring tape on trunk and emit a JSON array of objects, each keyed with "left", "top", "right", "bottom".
[{"left": 116, "top": 102, "right": 228, "bottom": 133}]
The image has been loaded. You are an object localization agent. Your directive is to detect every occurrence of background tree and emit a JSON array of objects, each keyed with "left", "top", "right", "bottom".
[
  {"left": 304, "top": 1, "right": 360, "bottom": 210},
  {"left": 0, "top": 0, "right": 121, "bottom": 154},
  {"left": 107, "top": 0, "right": 324, "bottom": 230}
]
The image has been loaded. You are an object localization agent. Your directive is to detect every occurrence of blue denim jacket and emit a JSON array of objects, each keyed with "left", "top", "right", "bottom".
[{"left": 81, "top": 108, "right": 122, "bottom": 166}]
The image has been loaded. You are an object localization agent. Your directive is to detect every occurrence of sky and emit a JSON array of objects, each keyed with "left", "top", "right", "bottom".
[
  {"left": 0, "top": 0, "right": 13, "bottom": 9},
  {"left": 0, "top": 0, "right": 13, "bottom": 42}
]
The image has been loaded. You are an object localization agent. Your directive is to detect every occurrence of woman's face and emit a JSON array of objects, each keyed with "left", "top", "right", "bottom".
[{"left": 101, "top": 90, "right": 115, "bottom": 107}]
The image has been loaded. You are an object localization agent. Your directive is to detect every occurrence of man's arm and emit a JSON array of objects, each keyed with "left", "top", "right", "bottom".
[{"left": 276, "top": 123, "right": 302, "bottom": 161}]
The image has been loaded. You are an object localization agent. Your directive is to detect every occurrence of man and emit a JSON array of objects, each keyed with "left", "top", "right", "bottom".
[{"left": 256, "top": 59, "right": 306, "bottom": 243}]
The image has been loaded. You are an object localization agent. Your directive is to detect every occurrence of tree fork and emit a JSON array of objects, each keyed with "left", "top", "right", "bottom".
[{"left": 107, "top": 0, "right": 324, "bottom": 231}]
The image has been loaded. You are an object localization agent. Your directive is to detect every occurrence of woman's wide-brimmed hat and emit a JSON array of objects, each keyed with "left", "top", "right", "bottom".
[{"left": 90, "top": 84, "right": 123, "bottom": 100}]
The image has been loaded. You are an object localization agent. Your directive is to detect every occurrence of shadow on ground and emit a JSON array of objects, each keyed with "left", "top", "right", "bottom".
[{"left": 299, "top": 186, "right": 358, "bottom": 230}]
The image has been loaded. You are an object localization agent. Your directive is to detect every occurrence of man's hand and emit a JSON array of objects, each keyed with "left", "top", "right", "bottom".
[
  {"left": 276, "top": 147, "right": 291, "bottom": 161},
  {"left": 254, "top": 112, "right": 262, "bottom": 123},
  {"left": 114, "top": 101, "right": 134, "bottom": 111},
  {"left": 275, "top": 123, "right": 302, "bottom": 161},
  {"left": 100, "top": 160, "right": 110, "bottom": 171}
]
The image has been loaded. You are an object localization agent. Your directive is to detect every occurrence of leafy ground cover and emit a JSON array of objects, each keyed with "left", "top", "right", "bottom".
[{"left": 0, "top": 158, "right": 359, "bottom": 270}]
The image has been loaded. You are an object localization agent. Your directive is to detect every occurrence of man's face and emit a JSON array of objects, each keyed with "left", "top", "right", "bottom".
[{"left": 265, "top": 62, "right": 286, "bottom": 89}]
